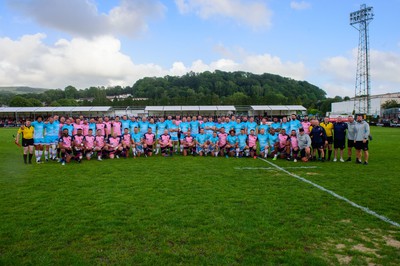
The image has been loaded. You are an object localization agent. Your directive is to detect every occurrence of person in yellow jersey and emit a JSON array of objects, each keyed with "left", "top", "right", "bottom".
[
  {"left": 320, "top": 117, "right": 334, "bottom": 161},
  {"left": 16, "top": 119, "right": 34, "bottom": 164}
]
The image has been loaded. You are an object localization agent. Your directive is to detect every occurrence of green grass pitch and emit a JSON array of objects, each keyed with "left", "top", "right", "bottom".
[{"left": 1, "top": 127, "right": 399, "bottom": 265}]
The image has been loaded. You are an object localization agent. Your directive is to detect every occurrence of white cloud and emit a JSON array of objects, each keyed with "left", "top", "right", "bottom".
[
  {"left": 319, "top": 49, "right": 400, "bottom": 97},
  {"left": 0, "top": 34, "right": 309, "bottom": 90},
  {"left": 290, "top": 1, "right": 311, "bottom": 10},
  {"left": 7, "top": 0, "right": 166, "bottom": 38},
  {"left": 175, "top": 0, "right": 272, "bottom": 29}
]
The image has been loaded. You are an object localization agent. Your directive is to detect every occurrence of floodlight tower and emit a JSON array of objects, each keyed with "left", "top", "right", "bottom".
[{"left": 350, "top": 4, "right": 374, "bottom": 115}]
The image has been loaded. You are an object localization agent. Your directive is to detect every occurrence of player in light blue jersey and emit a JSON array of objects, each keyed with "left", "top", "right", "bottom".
[
  {"left": 237, "top": 128, "right": 249, "bottom": 157},
  {"left": 258, "top": 118, "right": 270, "bottom": 135},
  {"left": 271, "top": 117, "right": 281, "bottom": 131},
  {"left": 203, "top": 117, "right": 215, "bottom": 137},
  {"left": 31, "top": 116, "right": 45, "bottom": 163},
  {"left": 120, "top": 115, "right": 130, "bottom": 133},
  {"left": 246, "top": 117, "right": 258, "bottom": 135},
  {"left": 61, "top": 119, "right": 74, "bottom": 136},
  {"left": 289, "top": 114, "right": 302, "bottom": 133},
  {"left": 195, "top": 128, "right": 208, "bottom": 156},
  {"left": 257, "top": 128, "right": 269, "bottom": 158},
  {"left": 190, "top": 116, "right": 200, "bottom": 137},
  {"left": 168, "top": 119, "right": 179, "bottom": 153},
  {"left": 155, "top": 117, "right": 167, "bottom": 154},
  {"left": 281, "top": 117, "right": 290, "bottom": 133},
  {"left": 179, "top": 117, "right": 190, "bottom": 152},
  {"left": 226, "top": 129, "right": 238, "bottom": 157},
  {"left": 44, "top": 116, "right": 60, "bottom": 161},
  {"left": 224, "top": 118, "right": 234, "bottom": 131},
  {"left": 131, "top": 127, "right": 143, "bottom": 157},
  {"left": 138, "top": 117, "right": 149, "bottom": 135},
  {"left": 267, "top": 128, "right": 279, "bottom": 160},
  {"left": 129, "top": 117, "right": 139, "bottom": 134},
  {"left": 156, "top": 117, "right": 167, "bottom": 138},
  {"left": 165, "top": 115, "right": 173, "bottom": 128},
  {"left": 214, "top": 117, "right": 225, "bottom": 133},
  {"left": 88, "top": 118, "right": 97, "bottom": 134},
  {"left": 233, "top": 118, "right": 244, "bottom": 135},
  {"left": 207, "top": 131, "right": 219, "bottom": 157}
]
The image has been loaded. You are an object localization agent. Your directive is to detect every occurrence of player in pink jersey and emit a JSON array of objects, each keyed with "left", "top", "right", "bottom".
[
  {"left": 301, "top": 115, "right": 311, "bottom": 135},
  {"left": 143, "top": 127, "right": 156, "bottom": 157},
  {"left": 248, "top": 129, "right": 258, "bottom": 158},
  {"left": 289, "top": 130, "right": 300, "bottom": 162},
  {"left": 278, "top": 128, "right": 291, "bottom": 160},
  {"left": 96, "top": 117, "right": 106, "bottom": 136},
  {"left": 217, "top": 127, "right": 228, "bottom": 156},
  {"left": 121, "top": 128, "right": 132, "bottom": 158},
  {"left": 82, "top": 119, "right": 89, "bottom": 136},
  {"left": 104, "top": 116, "right": 112, "bottom": 137},
  {"left": 84, "top": 129, "right": 95, "bottom": 160},
  {"left": 106, "top": 132, "right": 123, "bottom": 159},
  {"left": 58, "top": 116, "right": 66, "bottom": 137},
  {"left": 72, "top": 118, "right": 84, "bottom": 135},
  {"left": 94, "top": 129, "right": 106, "bottom": 161},
  {"left": 175, "top": 115, "right": 182, "bottom": 126},
  {"left": 111, "top": 116, "right": 122, "bottom": 136},
  {"left": 159, "top": 129, "right": 173, "bottom": 156},
  {"left": 58, "top": 128, "right": 73, "bottom": 165},
  {"left": 72, "top": 128, "right": 85, "bottom": 163},
  {"left": 182, "top": 131, "right": 195, "bottom": 156}
]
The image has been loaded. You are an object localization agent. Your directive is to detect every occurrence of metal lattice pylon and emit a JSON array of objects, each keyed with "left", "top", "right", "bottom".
[{"left": 350, "top": 4, "right": 374, "bottom": 115}]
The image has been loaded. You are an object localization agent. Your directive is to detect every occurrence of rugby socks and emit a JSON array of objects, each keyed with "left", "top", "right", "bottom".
[
  {"left": 23, "top": 154, "right": 27, "bottom": 164},
  {"left": 28, "top": 154, "right": 33, "bottom": 164},
  {"left": 328, "top": 150, "right": 332, "bottom": 161}
]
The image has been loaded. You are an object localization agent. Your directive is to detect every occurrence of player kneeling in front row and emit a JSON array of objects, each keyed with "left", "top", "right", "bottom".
[
  {"left": 159, "top": 129, "right": 173, "bottom": 157},
  {"left": 131, "top": 127, "right": 143, "bottom": 158},
  {"left": 59, "top": 128, "right": 73, "bottom": 166},
  {"left": 257, "top": 128, "right": 268, "bottom": 158},
  {"left": 248, "top": 129, "right": 258, "bottom": 158},
  {"left": 182, "top": 131, "right": 195, "bottom": 156},
  {"left": 297, "top": 128, "right": 312, "bottom": 162},
  {"left": 121, "top": 128, "right": 132, "bottom": 158},
  {"left": 94, "top": 129, "right": 106, "bottom": 161},
  {"left": 208, "top": 131, "right": 219, "bottom": 157},
  {"left": 72, "top": 128, "right": 85, "bottom": 163},
  {"left": 143, "top": 128, "right": 156, "bottom": 157},
  {"left": 226, "top": 129, "right": 239, "bottom": 157},
  {"left": 195, "top": 128, "right": 208, "bottom": 156},
  {"left": 84, "top": 129, "right": 95, "bottom": 160},
  {"left": 237, "top": 128, "right": 249, "bottom": 157},
  {"left": 289, "top": 130, "right": 299, "bottom": 162},
  {"left": 106, "top": 132, "right": 123, "bottom": 159},
  {"left": 277, "top": 128, "right": 291, "bottom": 160}
]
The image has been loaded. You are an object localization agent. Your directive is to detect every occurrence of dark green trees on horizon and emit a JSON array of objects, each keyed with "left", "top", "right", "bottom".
[{"left": 2, "top": 70, "right": 347, "bottom": 113}]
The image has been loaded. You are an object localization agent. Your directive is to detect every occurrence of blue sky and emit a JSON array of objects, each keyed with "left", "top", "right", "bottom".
[{"left": 0, "top": 0, "right": 399, "bottom": 97}]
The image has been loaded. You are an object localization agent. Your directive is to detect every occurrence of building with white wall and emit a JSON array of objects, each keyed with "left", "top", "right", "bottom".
[{"left": 331, "top": 92, "right": 400, "bottom": 116}]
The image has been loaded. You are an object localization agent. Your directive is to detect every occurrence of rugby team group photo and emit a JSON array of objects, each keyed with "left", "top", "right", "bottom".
[{"left": 15, "top": 113, "right": 371, "bottom": 166}]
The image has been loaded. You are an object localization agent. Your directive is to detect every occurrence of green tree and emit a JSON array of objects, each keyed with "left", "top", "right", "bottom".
[
  {"left": 9, "top": 96, "right": 32, "bottom": 107},
  {"left": 381, "top": 99, "right": 400, "bottom": 109}
]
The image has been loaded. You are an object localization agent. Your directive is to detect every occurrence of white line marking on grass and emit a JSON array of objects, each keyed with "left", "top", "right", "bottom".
[
  {"left": 235, "top": 166, "right": 318, "bottom": 170},
  {"left": 258, "top": 158, "right": 400, "bottom": 228}
]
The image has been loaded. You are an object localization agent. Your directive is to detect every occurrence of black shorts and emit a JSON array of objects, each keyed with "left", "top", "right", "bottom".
[
  {"left": 347, "top": 139, "right": 355, "bottom": 148},
  {"left": 312, "top": 142, "right": 324, "bottom": 149},
  {"left": 22, "top": 138, "right": 34, "bottom": 147},
  {"left": 327, "top": 136, "right": 333, "bottom": 144},
  {"left": 300, "top": 148, "right": 307, "bottom": 158},
  {"left": 355, "top": 141, "right": 368, "bottom": 151},
  {"left": 334, "top": 139, "right": 345, "bottom": 149}
]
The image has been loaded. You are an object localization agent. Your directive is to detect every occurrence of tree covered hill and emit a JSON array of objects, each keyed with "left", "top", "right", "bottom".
[{"left": 2, "top": 71, "right": 337, "bottom": 112}]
